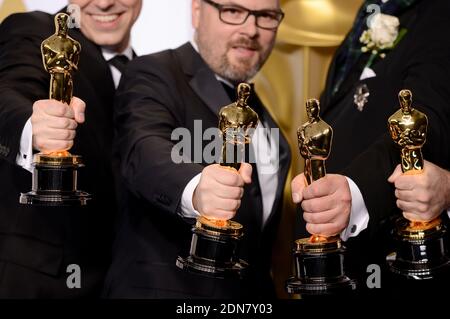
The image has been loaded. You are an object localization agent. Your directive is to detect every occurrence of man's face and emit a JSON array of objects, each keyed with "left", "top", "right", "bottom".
[
  {"left": 192, "top": 0, "right": 280, "bottom": 84},
  {"left": 70, "top": 0, "right": 142, "bottom": 52}
]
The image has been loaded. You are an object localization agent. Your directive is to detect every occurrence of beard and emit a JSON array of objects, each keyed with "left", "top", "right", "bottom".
[{"left": 197, "top": 33, "right": 273, "bottom": 84}]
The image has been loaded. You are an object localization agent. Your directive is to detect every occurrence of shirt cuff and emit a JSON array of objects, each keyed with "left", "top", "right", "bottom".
[
  {"left": 15, "top": 117, "right": 33, "bottom": 173},
  {"left": 180, "top": 173, "right": 202, "bottom": 219},
  {"left": 340, "top": 176, "right": 370, "bottom": 241}
]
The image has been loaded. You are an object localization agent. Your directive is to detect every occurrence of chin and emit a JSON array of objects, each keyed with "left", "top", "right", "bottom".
[
  {"left": 233, "top": 66, "right": 258, "bottom": 79},
  {"left": 94, "top": 35, "right": 124, "bottom": 49}
]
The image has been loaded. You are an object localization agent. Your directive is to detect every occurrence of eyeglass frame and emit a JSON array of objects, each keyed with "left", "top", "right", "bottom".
[{"left": 202, "top": 0, "right": 285, "bottom": 31}]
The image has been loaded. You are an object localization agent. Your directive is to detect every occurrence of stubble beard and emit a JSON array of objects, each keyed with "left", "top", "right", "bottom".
[{"left": 197, "top": 34, "right": 272, "bottom": 84}]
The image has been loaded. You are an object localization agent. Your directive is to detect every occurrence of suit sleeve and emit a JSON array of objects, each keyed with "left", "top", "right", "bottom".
[
  {"left": 0, "top": 13, "right": 50, "bottom": 165},
  {"left": 114, "top": 57, "right": 204, "bottom": 217}
]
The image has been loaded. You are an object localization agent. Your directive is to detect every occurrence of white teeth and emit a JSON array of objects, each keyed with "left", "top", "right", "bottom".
[{"left": 91, "top": 14, "right": 119, "bottom": 23}]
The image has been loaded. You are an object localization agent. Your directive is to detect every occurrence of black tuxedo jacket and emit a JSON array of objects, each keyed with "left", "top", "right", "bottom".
[
  {"left": 0, "top": 11, "right": 118, "bottom": 297},
  {"left": 104, "top": 43, "right": 291, "bottom": 298},
  {"left": 319, "top": 0, "right": 450, "bottom": 292}
]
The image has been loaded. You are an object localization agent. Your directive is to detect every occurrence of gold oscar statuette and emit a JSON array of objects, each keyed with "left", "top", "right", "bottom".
[
  {"left": 176, "top": 83, "right": 258, "bottom": 278},
  {"left": 286, "top": 98, "right": 356, "bottom": 296},
  {"left": 387, "top": 89, "right": 449, "bottom": 279},
  {"left": 20, "top": 13, "right": 90, "bottom": 206}
]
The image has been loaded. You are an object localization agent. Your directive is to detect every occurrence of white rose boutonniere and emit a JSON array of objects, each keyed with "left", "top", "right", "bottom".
[{"left": 360, "top": 13, "right": 407, "bottom": 68}]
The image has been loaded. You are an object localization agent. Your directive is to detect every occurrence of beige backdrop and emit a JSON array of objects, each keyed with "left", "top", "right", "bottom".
[{"left": 0, "top": 0, "right": 26, "bottom": 20}]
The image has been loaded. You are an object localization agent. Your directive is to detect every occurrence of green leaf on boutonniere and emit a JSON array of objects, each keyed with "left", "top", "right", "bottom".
[
  {"left": 365, "top": 27, "right": 408, "bottom": 69},
  {"left": 393, "top": 28, "right": 408, "bottom": 48}
]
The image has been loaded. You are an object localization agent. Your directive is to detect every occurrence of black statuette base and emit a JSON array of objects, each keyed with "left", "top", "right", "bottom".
[
  {"left": 387, "top": 218, "right": 450, "bottom": 280},
  {"left": 20, "top": 157, "right": 90, "bottom": 207},
  {"left": 286, "top": 238, "right": 356, "bottom": 296},
  {"left": 176, "top": 218, "right": 248, "bottom": 279}
]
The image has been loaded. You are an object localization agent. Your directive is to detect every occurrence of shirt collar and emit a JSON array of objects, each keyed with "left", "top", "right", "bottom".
[{"left": 101, "top": 46, "right": 133, "bottom": 62}]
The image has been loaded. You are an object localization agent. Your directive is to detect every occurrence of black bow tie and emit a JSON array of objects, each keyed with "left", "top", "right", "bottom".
[{"left": 108, "top": 54, "right": 130, "bottom": 73}]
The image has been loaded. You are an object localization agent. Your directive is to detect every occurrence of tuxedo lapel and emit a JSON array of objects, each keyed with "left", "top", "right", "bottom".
[
  {"left": 175, "top": 43, "right": 231, "bottom": 116},
  {"left": 189, "top": 69, "right": 230, "bottom": 116},
  {"left": 325, "top": 52, "right": 370, "bottom": 111},
  {"left": 321, "top": 43, "right": 348, "bottom": 111}
]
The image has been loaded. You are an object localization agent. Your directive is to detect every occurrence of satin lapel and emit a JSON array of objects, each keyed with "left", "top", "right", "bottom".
[
  {"left": 325, "top": 53, "right": 369, "bottom": 112},
  {"left": 320, "top": 42, "right": 350, "bottom": 112},
  {"left": 175, "top": 43, "right": 231, "bottom": 116},
  {"left": 189, "top": 69, "right": 231, "bottom": 116}
]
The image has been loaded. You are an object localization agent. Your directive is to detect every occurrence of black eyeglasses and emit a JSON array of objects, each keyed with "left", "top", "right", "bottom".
[{"left": 202, "top": 0, "right": 284, "bottom": 30}]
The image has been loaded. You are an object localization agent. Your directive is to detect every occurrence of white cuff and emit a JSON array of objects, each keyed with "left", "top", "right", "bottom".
[
  {"left": 15, "top": 118, "right": 33, "bottom": 173},
  {"left": 447, "top": 209, "right": 449, "bottom": 218},
  {"left": 180, "top": 173, "right": 202, "bottom": 219},
  {"left": 340, "top": 177, "right": 370, "bottom": 241}
]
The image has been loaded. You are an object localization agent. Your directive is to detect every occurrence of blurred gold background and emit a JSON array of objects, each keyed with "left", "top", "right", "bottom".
[
  {"left": 1, "top": 0, "right": 364, "bottom": 298},
  {"left": 0, "top": 0, "right": 25, "bottom": 21}
]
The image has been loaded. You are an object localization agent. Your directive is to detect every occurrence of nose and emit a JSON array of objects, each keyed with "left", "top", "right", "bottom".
[
  {"left": 95, "top": 0, "right": 116, "bottom": 10},
  {"left": 239, "top": 14, "right": 259, "bottom": 38}
]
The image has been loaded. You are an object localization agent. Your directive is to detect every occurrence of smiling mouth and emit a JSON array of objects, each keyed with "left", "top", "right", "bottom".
[{"left": 90, "top": 13, "right": 122, "bottom": 23}]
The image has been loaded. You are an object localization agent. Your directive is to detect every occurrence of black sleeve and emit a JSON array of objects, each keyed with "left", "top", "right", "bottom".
[
  {"left": 114, "top": 56, "right": 204, "bottom": 216},
  {"left": 0, "top": 12, "right": 51, "bottom": 164}
]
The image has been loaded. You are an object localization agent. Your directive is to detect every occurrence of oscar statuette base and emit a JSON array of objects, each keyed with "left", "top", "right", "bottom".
[
  {"left": 286, "top": 236, "right": 356, "bottom": 296},
  {"left": 176, "top": 216, "right": 248, "bottom": 279},
  {"left": 19, "top": 153, "right": 90, "bottom": 206},
  {"left": 387, "top": 217, "right": 450, "bottom": 280}
]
